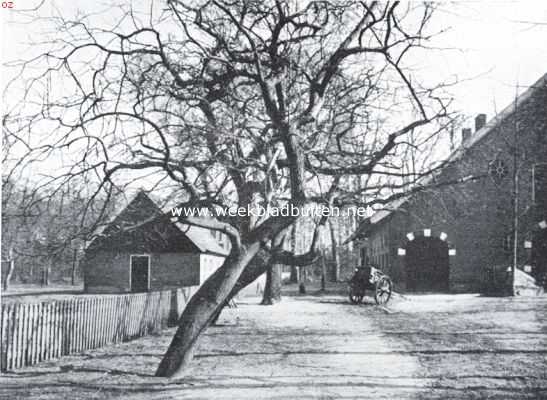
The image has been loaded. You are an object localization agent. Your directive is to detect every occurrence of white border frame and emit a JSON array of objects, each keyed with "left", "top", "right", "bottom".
[{"left": 129, "top": 254, "right": 151, "bottom": 292}]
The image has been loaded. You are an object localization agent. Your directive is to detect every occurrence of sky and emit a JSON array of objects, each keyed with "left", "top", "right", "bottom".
[
  {"left": 424, "top": 1, "right": 547, "bottom": 128},
  {"left": 1, "top": 0, "right": 546, "bottom": 195},
  {"left": 2, "top": 1, "right": 546, "bottom": 130}
]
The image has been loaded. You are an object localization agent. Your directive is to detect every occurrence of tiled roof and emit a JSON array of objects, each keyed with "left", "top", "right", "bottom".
[
  {"left": 350, "top": 72, "right": 547, "bottom": 238},
  {"left": 86, "top": 191, "right": 229, "bottom": 256},
  {"left": 451, "top": 73, "right": 547, "bottom": 160},
  {"left": 102, "top": 191, "right": 163, "bottom": 236},
  {"left": 174, "top": 222, "right": 230, "bottom": 257}
]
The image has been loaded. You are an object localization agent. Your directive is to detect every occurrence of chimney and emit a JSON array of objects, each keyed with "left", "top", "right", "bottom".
[
  {"left": 462, "top": 128, "right": 472, "bottom": 143},
  {"left": 475, "top": 113, "right": 486, "bottom": 132}
]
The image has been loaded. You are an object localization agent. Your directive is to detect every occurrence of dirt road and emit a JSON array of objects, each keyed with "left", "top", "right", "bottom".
[{"left": 1, "top": 293, "right": 546, "bottom": 399}]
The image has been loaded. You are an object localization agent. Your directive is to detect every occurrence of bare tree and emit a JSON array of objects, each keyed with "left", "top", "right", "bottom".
[
  {"left": 3, "top": 1, "right": 457, "bottom": 377},
  {"left": 328, "top": 219, "right": 341, "bottom": 281},
  {"left": 1, "top": 176, "right": 114, "bottom": 287}
]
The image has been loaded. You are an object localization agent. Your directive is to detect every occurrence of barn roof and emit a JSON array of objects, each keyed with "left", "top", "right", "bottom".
[
  {"left": 102, "top": 191, "right": 163, "bottom": 236},
  {"left": 174, "top": 223, "right": 230, "bottom": 257},
  {"left": 85, "top": 191, "right": 229, "bottom": 256},
  {"left": 348, "top": 72, "right": 547, "bottom": 241}
]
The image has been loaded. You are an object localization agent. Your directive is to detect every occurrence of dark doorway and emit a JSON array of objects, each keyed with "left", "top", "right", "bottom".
[
  {"left": 130, "top": 255, "right": 150, "bottom": 292},
  {"left": 405, "top": 236, "right": 449, "bottom": 292}
]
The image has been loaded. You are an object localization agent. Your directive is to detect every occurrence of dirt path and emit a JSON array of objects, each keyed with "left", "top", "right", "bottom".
[
  {"left": 1, "top": 294, "right": 546, "bottom": 399},
  {"left": 368, "top": 294, "right": 547, "bottom": 399}
]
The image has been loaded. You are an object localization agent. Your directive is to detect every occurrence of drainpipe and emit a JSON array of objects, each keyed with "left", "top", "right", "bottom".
[
  {"left": 512, "top": 156, "right": 518, "bottom": 296},
  {"left": 511, "top": 94, "right": 520, "bottom": 296}
]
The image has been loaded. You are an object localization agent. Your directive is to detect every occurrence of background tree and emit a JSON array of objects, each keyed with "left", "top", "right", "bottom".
[
  {"left": 1, "top": 176, "right": 115, "bottom": 288},
  {"left": 3, "top": 0, "right": 457, "bottom": 377},
  {"left": 260, "top": 230, "right": 286, "bottom": 305}
]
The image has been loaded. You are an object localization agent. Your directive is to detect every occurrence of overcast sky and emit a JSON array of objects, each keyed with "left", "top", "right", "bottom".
[
  {"left": 426, "top": 1, "right": 547, "bottom": 127},
  {"left": 1, "top": 1, "right": 547, "bottom": 132}
]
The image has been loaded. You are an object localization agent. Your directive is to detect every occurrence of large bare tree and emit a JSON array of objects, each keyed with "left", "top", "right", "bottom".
[{"left": 3, "top": 0, "right": 456, "bottom": 377}]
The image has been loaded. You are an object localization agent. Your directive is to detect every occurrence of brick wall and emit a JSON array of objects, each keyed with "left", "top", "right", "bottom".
[
  {"left": 83, "top": 251, "right": 202, "bottom": 293},
  {"left": 152, "top": 253, "right": 200, "bottom": 290},
  {"left": 83, "top": 251, "right": 131, "bottom": 293}
]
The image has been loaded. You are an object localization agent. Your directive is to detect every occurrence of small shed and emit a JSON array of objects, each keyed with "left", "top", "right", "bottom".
[{"left": 82, "top": 192, "right": 229, "bottom": 293}]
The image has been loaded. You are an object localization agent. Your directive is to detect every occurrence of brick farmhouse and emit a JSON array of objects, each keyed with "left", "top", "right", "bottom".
[{"left": 352, "top": 73, "right": 547, "bottom": 293}]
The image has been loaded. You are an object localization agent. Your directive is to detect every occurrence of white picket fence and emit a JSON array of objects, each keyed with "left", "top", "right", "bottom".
[{"left": 0, "top": 287, "right": 196, "bottom": 371}]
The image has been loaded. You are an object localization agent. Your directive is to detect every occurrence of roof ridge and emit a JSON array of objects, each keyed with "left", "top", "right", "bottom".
[{"left": 354, "top": 72, "right": 547, "bottom": 234}]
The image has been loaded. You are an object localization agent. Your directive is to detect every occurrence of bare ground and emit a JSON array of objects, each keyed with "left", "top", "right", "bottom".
[{"left": 1, "top": 292, "right": 546, "bottom": 399}]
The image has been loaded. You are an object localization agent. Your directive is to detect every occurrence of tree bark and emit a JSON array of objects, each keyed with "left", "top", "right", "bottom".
[
  {"left": 289, "top": 265, "right": 298, "bottom": 283},
  {"left": 321, "top": 250, "right": 327, "bottom": 292},
  {"left": 155, "top": 242, "right": 261, "bottom": 378},
  {"left": 328, "top": 220, "right": 340, "bottom": 282},
  {"left": 261, "top": 229, "right": 286, "bottom": 305},
  {"left": 261, "top": 263, "right": 282, "bottom": 305},
  {"left": 42, "top": 259, "right": 51, "bottom": 287},
  {"left": 289, "top": 225, "right": 298, "bottom": 283},
  {"left": 2, "top": 258, "right": 14, "bottom": 292},
  {"left": 211, "top": 249, "right": 270, "bottom": 324}
]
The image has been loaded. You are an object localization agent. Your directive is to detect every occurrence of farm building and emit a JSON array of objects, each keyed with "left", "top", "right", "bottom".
[
  {"left": 351, "top": 73, "right": 547, "bottom": 293},
  {"left": 82, "top": 191, "right": 229, "bottom": 293}
]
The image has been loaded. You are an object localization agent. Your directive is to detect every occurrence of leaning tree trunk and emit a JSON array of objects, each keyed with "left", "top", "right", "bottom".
[
  {"left": 210, "top": 248, "right": 271, "bottom": 324},
  {"left": 211, "top": 248, "right": 270, "bottom": 324},
  {"left": 261, "top": 263, "right": 282, "bottom": 305},
  {"left": 155, "top": 242, "right": 261, "bottom": 378}
]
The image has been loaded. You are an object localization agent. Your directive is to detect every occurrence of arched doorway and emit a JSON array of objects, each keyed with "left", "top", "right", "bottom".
[{"left": 405, "top": 236, "right": 449, "bottom": 292}]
